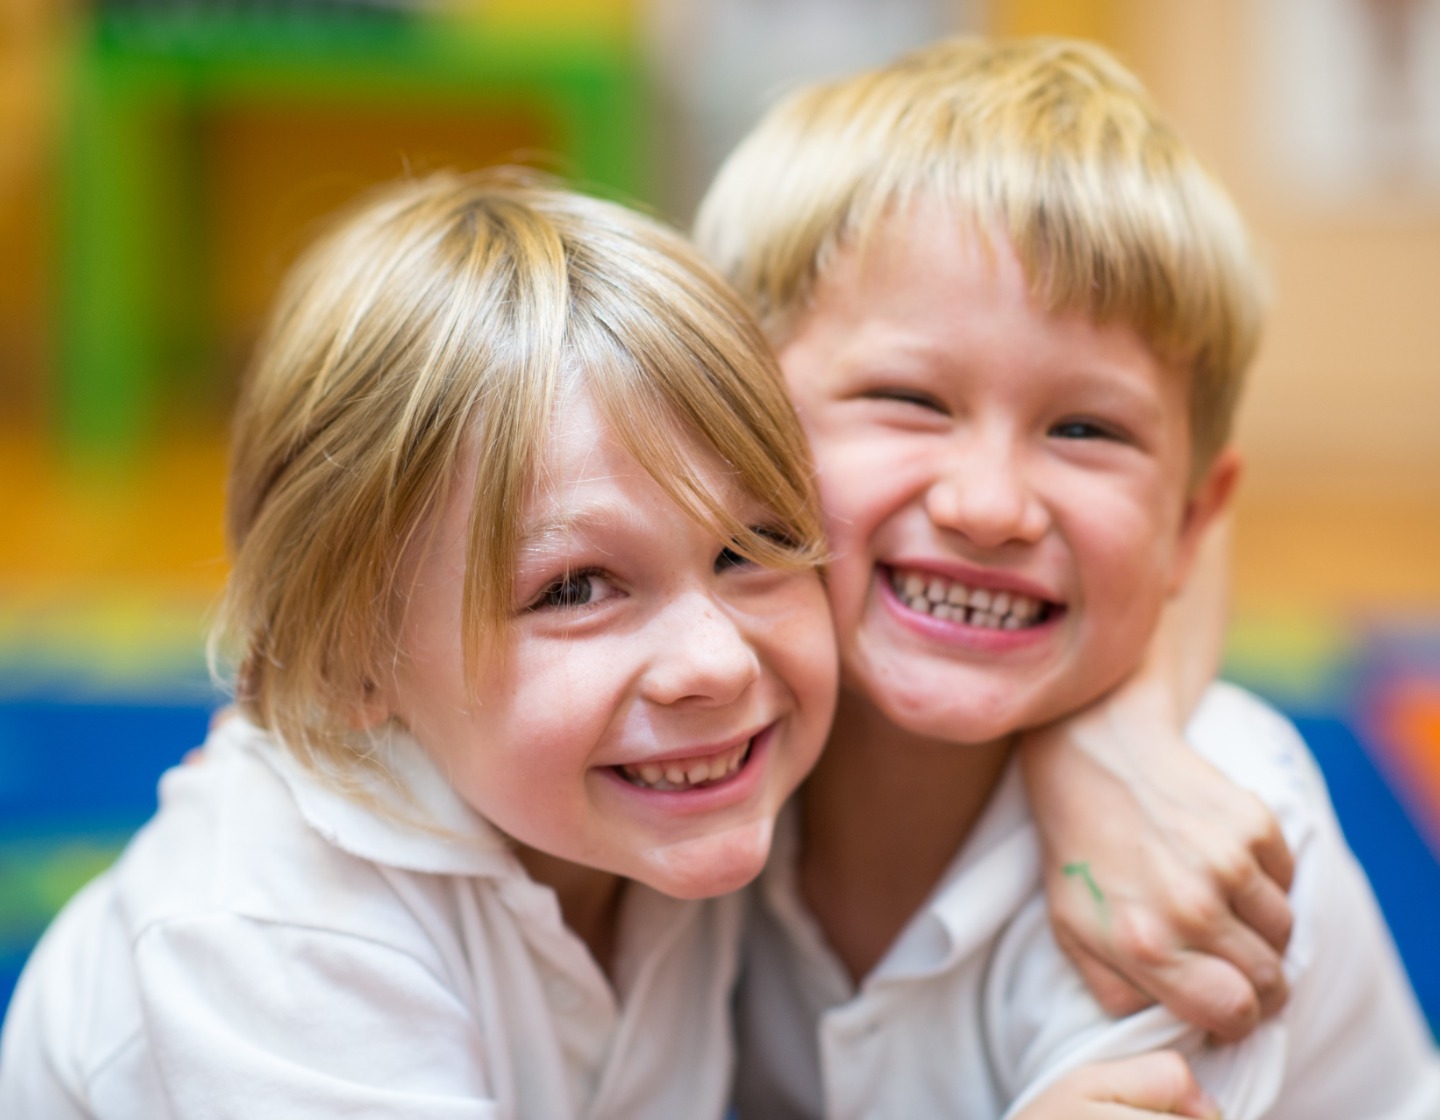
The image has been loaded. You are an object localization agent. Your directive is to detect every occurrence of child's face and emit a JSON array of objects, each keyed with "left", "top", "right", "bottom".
[
  {"left": 777, "top": 199, "right": 1227, "bottom": 747},
  {"left": 387, "top": 388, "right": 837, "bottom": 899}
]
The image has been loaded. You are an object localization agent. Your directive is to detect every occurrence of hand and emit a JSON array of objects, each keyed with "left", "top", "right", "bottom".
[
  {"left": 1022, "top": 696, "right": 1294, "bottom": 1041},
  {"left": 1014, "top": 1052, "right": 1222, "bottom": 1119}
]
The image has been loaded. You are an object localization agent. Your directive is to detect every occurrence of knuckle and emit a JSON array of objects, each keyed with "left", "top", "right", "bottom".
[
  {"left": 1206, "top": 978, "right": 1261, "bottom": 1039},
  {"left": 1214, "top": 847, "right": 1258, "bottom": 891},
  {"left": 1237, "top": 792, "right": 1281, "bottom": 844},
  {"left": 1111, "top": 910, "right": 1174, "bottom": 968},
  {"left": 1170, "top": 881, "right": 1227, "bottom": 935}
]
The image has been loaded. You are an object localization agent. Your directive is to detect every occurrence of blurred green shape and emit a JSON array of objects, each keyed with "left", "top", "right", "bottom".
[
  {"left": 0, "top": 835, "right": 125, "bottom": 949},
  {"left": 59, "top": 4, "right": 649, "bottom": 464}
]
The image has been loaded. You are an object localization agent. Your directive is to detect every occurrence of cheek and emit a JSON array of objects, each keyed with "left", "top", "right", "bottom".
[
  {"left": 791, "top": 594, "right": 842, "bottom": 707},
  {"left": 1065, "top": 490, "right": 1184, "bottom": 638}
]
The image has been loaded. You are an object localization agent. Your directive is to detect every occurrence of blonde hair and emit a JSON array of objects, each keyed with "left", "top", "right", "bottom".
[
  {"left": 695, "top": 36, "right": 1264, "bottom": 474},
  {"left": 214, "top": 169, "right": 823, "bottom": 779}
]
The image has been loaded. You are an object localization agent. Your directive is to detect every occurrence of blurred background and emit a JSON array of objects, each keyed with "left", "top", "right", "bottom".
[{"left": 1, "top": 0, "right": 1437, "bottom": 1031}]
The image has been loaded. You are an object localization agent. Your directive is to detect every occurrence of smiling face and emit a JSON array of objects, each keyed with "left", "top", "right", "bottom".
[
  {"left": 385, "top": 387, "right": 837, "bottom": 900},
  {"left": 779, "top": 200, "right": 1232, "bottom": 749}
]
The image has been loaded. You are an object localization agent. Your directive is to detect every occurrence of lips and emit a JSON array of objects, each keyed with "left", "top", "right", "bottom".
[
  {"left": 615, "top": 738, "right": 752, "bottom": 792},
  {"left": 887, "top": 566, "right": 1056, "bottom": 629}
]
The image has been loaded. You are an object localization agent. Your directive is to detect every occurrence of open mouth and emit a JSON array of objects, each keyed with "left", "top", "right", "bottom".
[
  {"left": 616, "top": 738, "right": 753, "bottom": 792},
  {"left": 887, "top": 567, "right": 1058, "bottom": 630}
]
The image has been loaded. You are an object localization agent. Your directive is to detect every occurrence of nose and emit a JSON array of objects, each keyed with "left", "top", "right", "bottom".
[
  {"left": 925, "top": 433, "right": 1049, "bottom": 550},
  {"left": 642, "top": 591, "right": 762, "bottom": 708}
]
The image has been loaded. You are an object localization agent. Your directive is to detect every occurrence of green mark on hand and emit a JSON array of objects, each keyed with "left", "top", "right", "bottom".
[{"left": 1062, "top": 860, "right": 1106, "bottom": 911}]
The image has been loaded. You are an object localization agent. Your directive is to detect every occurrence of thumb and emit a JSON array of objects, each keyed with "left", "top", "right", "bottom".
[{"left": 1092, "top": 1051, "right": 1222, "bottom": 1118}]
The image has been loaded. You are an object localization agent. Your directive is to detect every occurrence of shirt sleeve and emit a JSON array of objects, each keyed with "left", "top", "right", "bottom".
[
  {"left": 990, "top": 685, "right": 1440, "bottom": 1120},
  {"left": 132, "top": 913, "right": 500, "bottom": 1119}
]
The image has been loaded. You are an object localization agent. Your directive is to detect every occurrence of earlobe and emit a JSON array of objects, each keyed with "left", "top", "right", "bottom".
[{"left": 1170, "top": 447, "right": 1243, "bottom": 595}]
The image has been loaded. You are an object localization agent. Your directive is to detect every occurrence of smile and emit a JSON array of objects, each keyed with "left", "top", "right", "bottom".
[
  {"left": 887, "top": 567, "right": 1055, "bottom": 629},
  {"left": 616, "top": 739, "right": 752, "bottom": 792}
]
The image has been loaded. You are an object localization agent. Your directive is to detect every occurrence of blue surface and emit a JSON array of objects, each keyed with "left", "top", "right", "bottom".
[
  {"left": 1295, "top": 713, "right": 1440, "bottom": 1035},
  {"left": 0, "top": 694, "right": 1435, "bottom": 1041},
  {"left": 0, "top": 694, "right": 215, "bottom": 1015}
]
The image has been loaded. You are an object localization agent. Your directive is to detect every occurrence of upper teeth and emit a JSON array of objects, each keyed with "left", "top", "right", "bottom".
[
  {"left": 620, "top": 740, "right": 750, "bottom": 791},
  {"left": 890, "top": 569, "right": 1046, "bottom": 630}
]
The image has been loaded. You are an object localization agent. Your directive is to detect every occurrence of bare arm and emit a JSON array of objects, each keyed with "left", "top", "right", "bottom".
[{"left": 1021, "top": 514, "right": 1296, "bottom": 1041}]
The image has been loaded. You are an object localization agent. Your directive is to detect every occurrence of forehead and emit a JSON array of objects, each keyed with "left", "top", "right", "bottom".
[
  {"left": 790, "top": 205, "right": 1187, "bottom": 426},
  {"left": 523, "top": 384, "right": 749, "bottom": 535}
]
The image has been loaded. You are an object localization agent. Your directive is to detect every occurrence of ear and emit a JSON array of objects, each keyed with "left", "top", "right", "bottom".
[{"left": 1168, "top": 446, "right": 1242, "bottom": 595}]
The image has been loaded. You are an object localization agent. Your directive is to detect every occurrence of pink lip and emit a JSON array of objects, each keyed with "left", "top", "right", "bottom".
[
  {"left": 877, "top": 566, "right": 1064, "bottom": 651},
  {"left": 608, "top": 728, "right": 763, "bottom": 772},
  {"left": 598, "top": 725, "right": 774, "bottom": 816}
]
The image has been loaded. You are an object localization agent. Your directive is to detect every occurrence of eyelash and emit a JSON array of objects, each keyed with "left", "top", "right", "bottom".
[
  {"left": 716, "top": 526, "right": 801, "bottom": 572},
  {"left": 528, "top": 529, "right": 795, "bottom": 612},
  {"left": 1049, "top": 419, "right": 1122, "bottom": 442},
  {"left": 864, "top": 388, "right": 948, "bottom": 413},
  {"left": 530, "top": 569, "right": 609, "bottom": 611}
]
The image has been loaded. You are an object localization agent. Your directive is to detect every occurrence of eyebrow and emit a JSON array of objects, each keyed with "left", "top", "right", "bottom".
[{"left": 515, "top": 498, "right": 652, "bottom": 556}]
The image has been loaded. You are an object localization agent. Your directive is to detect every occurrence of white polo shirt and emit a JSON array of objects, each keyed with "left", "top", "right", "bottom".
[
  {"left": 0, "top": 716, "right": 743, "bottom": 1120},
  {"left": 734, "top": 682, "right": 1440, "bottom": 1120}
]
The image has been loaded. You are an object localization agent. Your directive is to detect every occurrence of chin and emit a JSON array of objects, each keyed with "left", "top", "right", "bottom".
[
  {"left": 875, "top": 683, "right": 1026, "bottom": 747},
  {"left": 637, "top": 820, "right": 776, "bottom": 900}
]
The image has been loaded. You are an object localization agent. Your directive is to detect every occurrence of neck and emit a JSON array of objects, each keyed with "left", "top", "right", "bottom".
[
  {"left": 798, "top": 687, "right": 1012, "bottom": 983},
  {"left": 515, "top": 846, "right": 626, "bottom": 978}
]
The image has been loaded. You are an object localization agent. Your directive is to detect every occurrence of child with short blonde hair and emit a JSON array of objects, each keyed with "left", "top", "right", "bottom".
[
  {"left": 698, "top": 37, "right": 1440, "bottom": 1118},
  {"left": 0, "top": 168, "right": 1228, "bottom": 1119}
]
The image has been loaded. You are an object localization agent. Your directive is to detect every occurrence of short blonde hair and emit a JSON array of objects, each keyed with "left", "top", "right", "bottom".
[
  {"left": 695, "top": 36, "right": 1264, "bottom": 474},
  {"left": 214, "top": 169, "right": 823, "bottom": 778}
]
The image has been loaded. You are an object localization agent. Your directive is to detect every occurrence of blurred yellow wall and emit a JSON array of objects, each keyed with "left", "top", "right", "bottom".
[
  {"left": 1110, "top": 0, "right": 1440, "bottom": 500},
  {"left": 1, "top": 0, "right": 1436, "bottom": 610}
]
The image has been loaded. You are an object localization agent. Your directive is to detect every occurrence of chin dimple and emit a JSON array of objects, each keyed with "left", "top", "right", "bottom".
[
  {"left": 618, "top": 740, "right": 751, "bottom": 792},
  {"left": 888, "top": 567, "right": 1053, "bottom": 630}
]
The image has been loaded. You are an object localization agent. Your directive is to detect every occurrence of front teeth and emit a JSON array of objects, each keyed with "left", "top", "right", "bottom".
[
  {"left": 620, "top": 740, "right": 750, "bottom": 791},
  {"left": 893, "top": 569, "right": 1047, "bottom": 630}
]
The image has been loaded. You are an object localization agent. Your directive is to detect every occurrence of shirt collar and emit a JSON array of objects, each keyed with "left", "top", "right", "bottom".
[
  {"left": 881, "top": 757, "right": 1040, "bottom": 979},
  {"left": 756, "top": 757, "right": 1042, "bottom": 987},
  {"left": 217, "top": 714, "right": 520, "bottom": 878}
]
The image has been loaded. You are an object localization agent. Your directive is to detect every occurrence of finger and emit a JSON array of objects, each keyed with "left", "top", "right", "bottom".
[
  {"left": 1067, "top": 950, "right": 1154, "bottom": 1018},
  {"left": 1167, "top": 907, "right": 1290, "bottom": 1026},
  {"left": 1133, "top": 950, "right": 1263, "bottom": 1042},
  {"left": 1102, "top": 874, "right": 1288, "bottom": 1035},
  {"left": 1229, "top": 864, "right": 1294, "bottom": 955},
  {"left": 1088, "top": 1051, "right": 1221, "bottom": 1118},
  {"left": 1248, "top": 812, "right": 1295, "bottom": 893}
]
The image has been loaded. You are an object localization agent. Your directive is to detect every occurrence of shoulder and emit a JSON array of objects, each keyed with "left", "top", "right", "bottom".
[
  {"left": 1185, "top": 682, "right": 1338, "bottom": 853},
  {"left": 91, "top": 717, "right": 530, "bottom": 999}
]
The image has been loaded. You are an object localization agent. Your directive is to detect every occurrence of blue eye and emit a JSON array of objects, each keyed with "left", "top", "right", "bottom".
[
  {"left": 1050, "top": 419, "right": 1112, "bottom": 440},
  {"left": 533, "top": 571, "right": 601, "bottom": 609}
]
